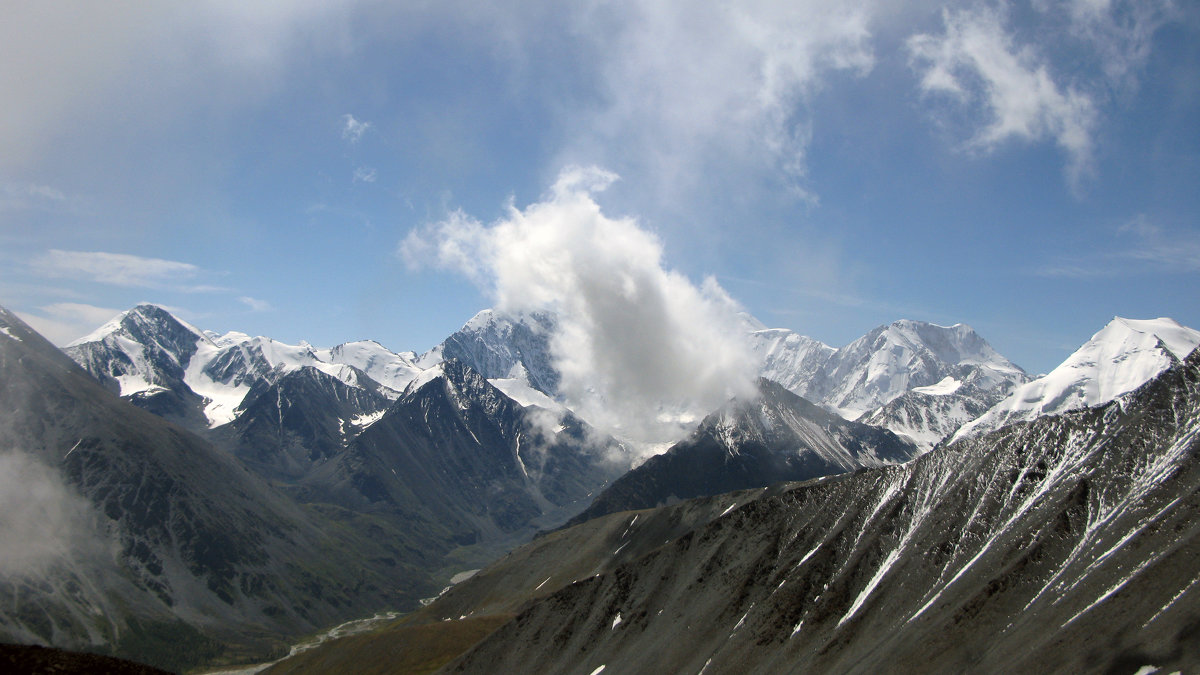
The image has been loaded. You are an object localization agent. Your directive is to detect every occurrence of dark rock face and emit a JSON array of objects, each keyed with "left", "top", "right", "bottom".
[
  {"left": 427, "top": 310, "right": 561, "bottom": 395},
  {"left": 447, "top": 349, "right": 1200, "bottom": 675},
  {"left": 217, "top": 366, "right": 391, "bottom": 480},
  {"left": 311, "top": 361, "right": 627, "bottom": 556},
  {"left": 569, "top": 379, "right": 917, "bottom": 526}
]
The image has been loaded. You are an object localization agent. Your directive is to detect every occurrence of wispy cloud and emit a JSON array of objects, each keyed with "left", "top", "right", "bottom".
[
  {"left": 341, "top": 113, "right": 372, "bottom": 143},
  {"left": 557, "top": 0, "right": 876, "bottom": 203},
  {"left": 15, "top": 302, "right": 123, "bottom": 347},
  {"left": 238, "top": 296, "right": 273, "bottom": 312},
  {"left": 353, "top": 166, "right": 377, "bottom": 183},
  {"left": 32, "top": 250, "right": 203, "bottom": 289},
  {"left": 0, "top": 181, "right": 69, "bottom": 212},
  {"left": 1033, "top": 215, "right": 1200, "bottom": 278},
  {"left": 908, "top": 6, "right": 1097, "bottom": 190}
]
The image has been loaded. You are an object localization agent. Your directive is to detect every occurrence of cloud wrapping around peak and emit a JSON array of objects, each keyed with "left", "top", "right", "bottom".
[{"left": 403, "top": 166, "right": 759, "bottom": 447}]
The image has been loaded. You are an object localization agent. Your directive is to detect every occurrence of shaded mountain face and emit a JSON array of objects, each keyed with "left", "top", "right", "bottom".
[
  {"left": 419, "top": 309, "right": 560, "bottom": 396},
  {"left": 306, "top": 361, "right": 628, "bottom": 560},
  {"left": 568, "top": 379, "right": 918, "bottom": 526},
  {"left": 214, "top": 366, "right": 393, "bottom": 481},
  {"left": 446, "top": 347, "right": 1200, "bottom": 675},
  {"left": 0, "top": 308, "right": 439, "bottom": 671}
]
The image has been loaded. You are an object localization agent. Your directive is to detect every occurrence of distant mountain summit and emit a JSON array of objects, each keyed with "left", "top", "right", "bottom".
[
  {"left": 953, "top": 316, "right": 1200, "bottom": 442},
  {"left": 568, "top": 378, "right": 918, "bottom": 525},
  {"left": 751, "top": 319, "right": 1028, "bottom": 417},
  {"left": 419, "top": 309, "right": 560, "bottom": 398},
  {"left": 64, "top": 304, "right": 423, "bottom": 431}
]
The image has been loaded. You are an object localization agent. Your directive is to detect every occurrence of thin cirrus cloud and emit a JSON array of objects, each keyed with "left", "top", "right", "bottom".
[
  {"left": 31, "top": 249, "right": 220, "bottom": 291},
  {"left": 238, "top": 296, "right": 273, "bottom": 312},
  {"left": 1033, "top": 216, "right": 1200, "bottom": 278},
  {"left": 557, "top": 0, "right": 876, "bottom": 203}
]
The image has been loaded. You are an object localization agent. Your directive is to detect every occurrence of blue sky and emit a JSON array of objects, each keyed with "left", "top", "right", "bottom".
[{"left": 1, "top": 0, "right": 1197, "bottom": 376}]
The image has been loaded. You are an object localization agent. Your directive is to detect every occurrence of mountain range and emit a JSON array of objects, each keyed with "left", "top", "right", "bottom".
[
  {"left": 5, "top": 301, "right": 1198, "bottom": 672},
  {"left": 270, "top": 321, "right": 1200, "bottom": 675}
]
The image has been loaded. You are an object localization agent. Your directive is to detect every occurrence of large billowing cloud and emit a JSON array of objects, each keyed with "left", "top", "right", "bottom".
[{"left": 403, "top": 166, "right": 758, "bottom": 449}]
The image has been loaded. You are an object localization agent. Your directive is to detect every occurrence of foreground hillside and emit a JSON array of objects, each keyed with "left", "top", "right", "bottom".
[{"left": 437, "top": 347, "right": 1200, "bottom": 673}]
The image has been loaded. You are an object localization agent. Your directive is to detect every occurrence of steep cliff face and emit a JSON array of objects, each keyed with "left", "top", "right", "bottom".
[{"left": 446, "top": 347, "right": 1200, "bottom": 675}]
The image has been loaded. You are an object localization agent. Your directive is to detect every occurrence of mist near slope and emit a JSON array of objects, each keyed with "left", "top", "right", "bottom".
[
  {"left": 403, "top": 166, "right": 758, "bottom": 454},
  {"left": 0, "top": 450, "right": 112, "bottom": 579}
]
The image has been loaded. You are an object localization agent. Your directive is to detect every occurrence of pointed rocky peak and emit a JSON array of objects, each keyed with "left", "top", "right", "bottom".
[
  {"left": 63, "top": 304, "right": 211, "bottom": 398},
  {"left": 400, "top": 359, "right": 511, "bottom": 418},
  {"left": 953, "top": 316, "right": 1200, "bottom": 442},
  {"left": 419, "top": 308, "right": 560, "bottom": 395},
  {"left": 70, "top": 304, "right": 208, "bottom": 351}
]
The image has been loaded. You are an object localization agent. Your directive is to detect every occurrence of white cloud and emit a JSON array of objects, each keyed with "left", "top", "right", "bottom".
[
  {"left": 32, "top": 250, "right": 202, "bottom": 288},
  {"left": 0, "top": 182, "right": 67, "bottom": 211},
  {"left": 238, "top": 296, "right": 273, "bottom": 312},
  {"left": 1038, "top": 0, "right": 1177, "bottom": 94},
  {"left": 557, "top": 0, "right": 877, "bottom": 202},
  {"left": 342, "top": 114, "right": 372, "bottom": 143},
  {"left": 16, "top": 303, "right": 123, "bottom": 347},
  {"left": 403, "top": 166, "right": 759, "bottom": 450},
  {"left": 908, "top": 6, "right": 1098, "bottom": 189},
  {"left": 353, "top": 166, "right": 377, "bottom": 183}
]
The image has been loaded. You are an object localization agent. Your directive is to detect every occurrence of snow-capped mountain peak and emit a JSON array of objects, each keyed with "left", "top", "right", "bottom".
[
  {"left": 66, "top": 305, "right": 426, "bottom": 429},
  {"left": 952, "top": 316, "right": 1200, "bottom": 442}
]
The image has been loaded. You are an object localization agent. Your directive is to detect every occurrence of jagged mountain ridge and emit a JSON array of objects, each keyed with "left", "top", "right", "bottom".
[
  {"left": 430, "top": 310, "right": 1030, "bottom": 450},
  {"left": 0, "top": 308, "right": 440, "bottom": 671},
  {"left": 299, "top": 360, "right": 628, "bottom": 561},
  {"left": 752, "top": 319, "right": 1028, "bottom": 413},
  {"left": 64, "top": 304, "right": 421, "bottom": 432},
  {"left": 567, "top": 378, "right": 918, "bottom": 526},
  {"left": 443, "top": 343, "right": 1200, "bottom": 675},
  {"left": 60, "top": 305, "right": 633, "bottom": 565},
  {"left": 66, "top": 305, "right": 1032, "bottom": 454}
]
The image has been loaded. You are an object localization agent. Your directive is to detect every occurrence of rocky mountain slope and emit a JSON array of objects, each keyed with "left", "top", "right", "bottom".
[
  {"left": 567, "top": 378, "right": 917, "bottom": 526},
  {"left": 0, "top": 308, "right": 440, "bottom": 672},
  {"left": 300, "top": 360, "right": 629, "bottom": 565},
  {"left": 441, "top": 344, "right": 1200, "bottom": 674}
]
